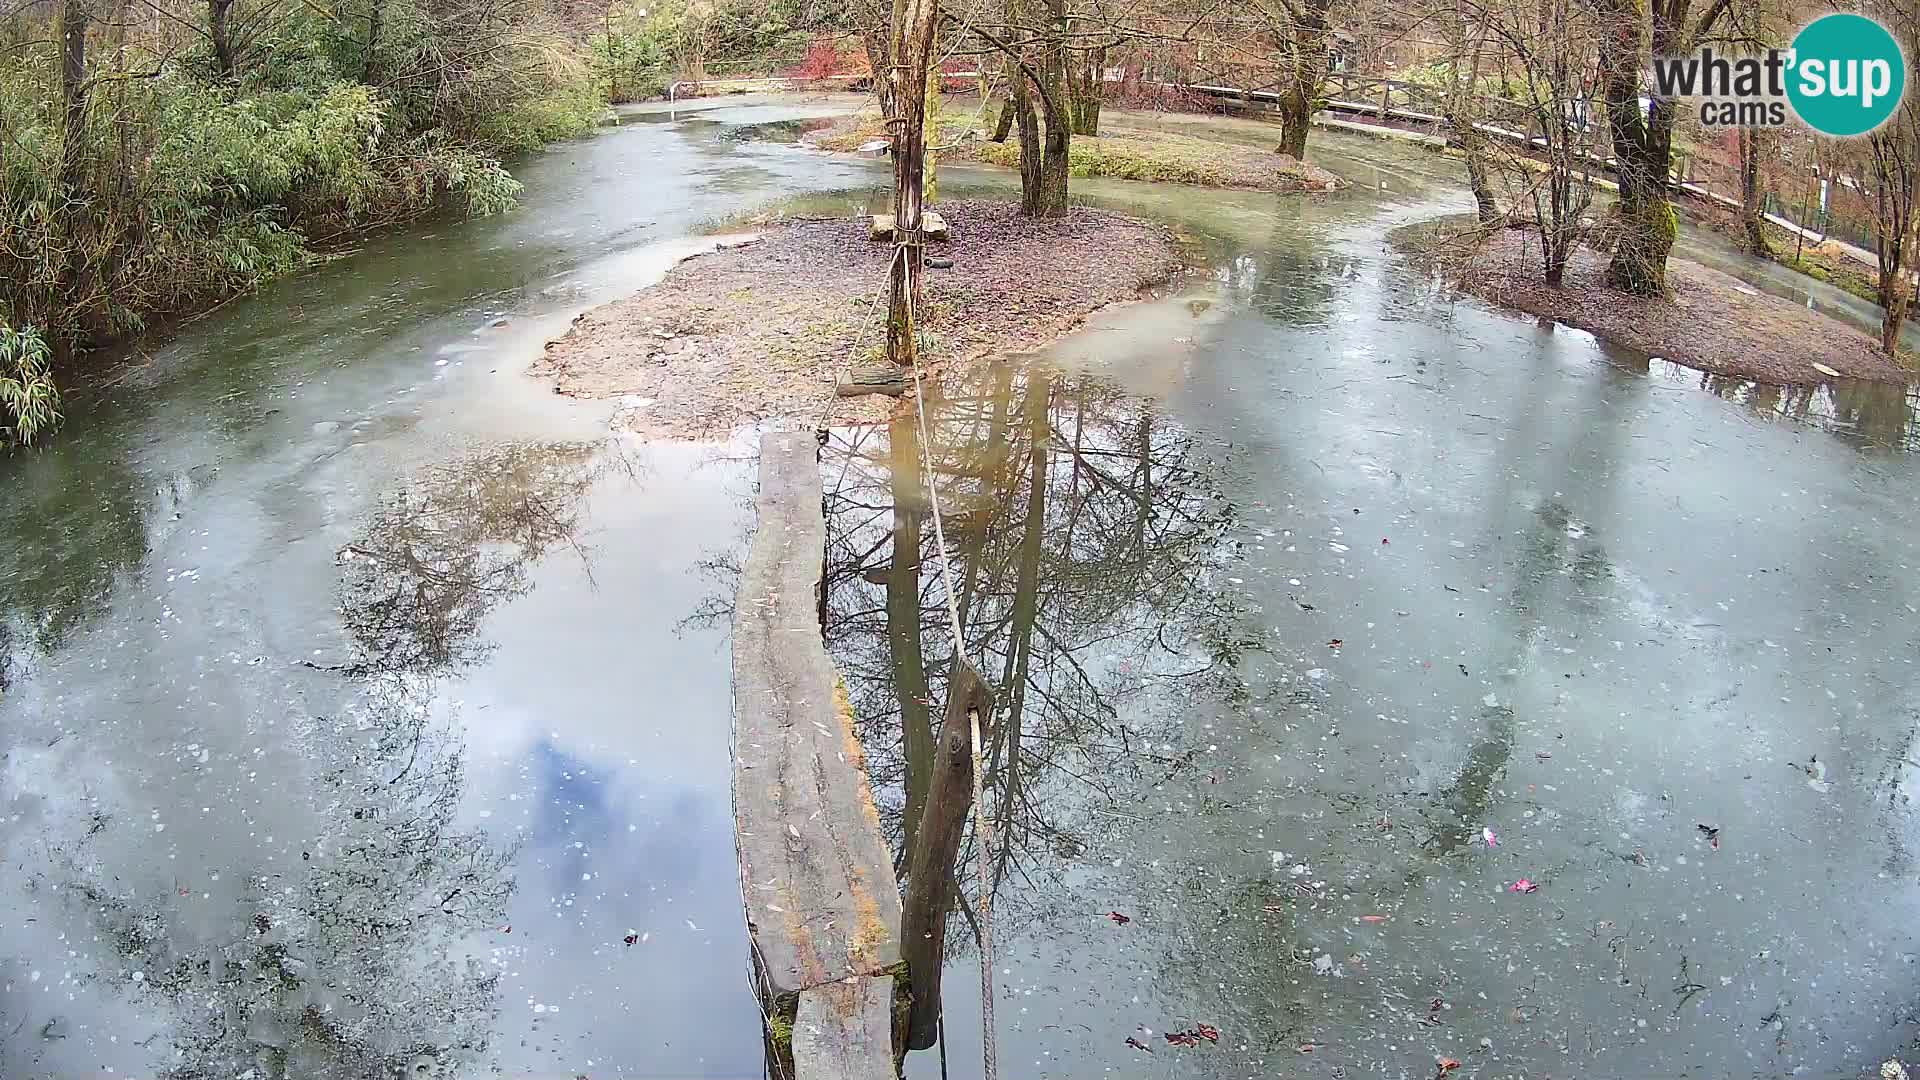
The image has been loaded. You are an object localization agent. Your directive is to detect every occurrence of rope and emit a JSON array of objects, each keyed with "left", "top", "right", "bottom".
[
  {"left": 814, "top": 244, "right": 906, "bottom": 438},
  {"left": 901, "top": 260, "right": 999, "bottom": 1080}
]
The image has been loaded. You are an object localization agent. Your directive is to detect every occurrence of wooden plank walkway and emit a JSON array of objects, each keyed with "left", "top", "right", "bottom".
[{"left": 732, "top": 430, "right": 903, "bottom": 1078}]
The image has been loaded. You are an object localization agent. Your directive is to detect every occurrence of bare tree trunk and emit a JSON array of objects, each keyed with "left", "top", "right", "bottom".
[
  {"left": 603, "top": 5, "right": 617, "bottom": 102},
  {"left": 1739, "top": 128, "right": 1771, "bottom": 258},
  {"left": 1463, "top": 137, "right": 1498, "bottom": 222},
  {"left": 884, "top": 0, "right": 939, "bottom": 367},
  {"left": 1067, "top": 45, "right": 1103, "bottom": 135},
  {"left": 1027, "top": 0, "right": 1069, "bottom": 218},
  {"left": 985, "top": 0, "right": 1014, "bottom": 141},
  {"left": 865, "top": 23, "right": 896, "bottom": 118},
  {"left": 1276, "top": 85, "right": 1311, "bottom": 159},
  {"left": 1884, "top": 285, "right": 1910, "bottom": 355},
  {"left": 1449, "top": 23, "right": 1499, "bottom": 224},
  {"left": 924, "top": 25, "right": 939, "bottom": 204},
  {"left": 1012, "top": 62, "right": 1043, "bottom": 214},
  {"left": 55, "top": 0, "right": 90, "bottom": 343},
  {"left": 990, "top": 93, "right": 1015, "bottom": 140},
  {"left": 209, "top": 0, "right": 235, "bottom": 75},
  {"left": 364, "top": 0, "right": 384, "bottom": 81},
  {"left": 1275, "top": 1, "right": 1331, "bottom": 159},
  {"left": 685, "top": 20, "right": 709, "bottom": 84},
  {"left": 1596, "top": 1, "right": 1673, "bottom": 296},
  {"left": 899, "top": 661, "right": 992, "bottom": 1051},
  {"left": 1869, "top": 119, "right": 1919, "bottom": 357},
  {"left": 1034, "top": 105, "right": 1069, "bottom": 216}
]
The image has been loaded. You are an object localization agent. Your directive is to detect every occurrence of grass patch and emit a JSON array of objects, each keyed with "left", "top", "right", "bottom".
[
  {"left": 963, "top": 133, "right": 1233, "bottom": 185},
  {"left": 808, "top": 105, "right": 1340, "bottom": 193},
  {"left": 1775, "top": 241, "right": 1883, "bottom": 305}
]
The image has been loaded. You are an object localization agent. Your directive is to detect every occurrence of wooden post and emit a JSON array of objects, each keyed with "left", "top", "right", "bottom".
[
  {"left": 886, "top": 0, "right": 940, "bottom": 368},
  {"left": 900, "top": 659, "right": 993, "bottom": 1051}
]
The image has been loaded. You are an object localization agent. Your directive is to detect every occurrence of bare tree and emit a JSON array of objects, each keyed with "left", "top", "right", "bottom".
[
  {"left": 1183, "top": 0, "right": 1335, "bottom": 159},
  {"left": 1863, "top": 65, "right": 1920, "bottom": 354},
  {"left": 1452, "top": 0, "right": 1604, "bottom": 283},
  {"left": 1261, "top": 0, "right": 1333, "bottom": 159}
]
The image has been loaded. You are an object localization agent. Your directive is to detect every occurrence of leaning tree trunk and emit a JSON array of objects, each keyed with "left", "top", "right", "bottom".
[
  {"left": 986, "top": 47, "right": 1018, "bottom": 141},
  {"left": 990, "top": 96, "right": 1015, "bottom": 140},
  {"left": 1739, "top": 128, "right": 1772, "bottom": 258}
]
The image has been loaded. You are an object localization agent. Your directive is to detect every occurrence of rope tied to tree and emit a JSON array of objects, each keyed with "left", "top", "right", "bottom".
[{"left": 901, "top": 237, "right": 1001, "bottom": 1080}]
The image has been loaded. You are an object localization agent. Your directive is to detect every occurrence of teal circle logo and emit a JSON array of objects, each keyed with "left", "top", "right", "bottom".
[{"left": 1786, "top": 13, "right": 1906, "bottom": 137}]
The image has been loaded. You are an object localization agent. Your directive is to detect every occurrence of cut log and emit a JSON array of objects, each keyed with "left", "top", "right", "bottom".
[
  {"left": 868, "top": 211, "right": 950, "bottom": 242},
  {"left": 837, "top": 366, "right": 908, "bottom": 397},
  {"left": 733, "top": 432, "right": 903, "bottom": 1004}
]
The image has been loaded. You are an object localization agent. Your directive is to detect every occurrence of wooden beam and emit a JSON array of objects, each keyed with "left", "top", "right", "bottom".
[{"left": 733, "top": 432, "right": 904, "bottom": 1003}]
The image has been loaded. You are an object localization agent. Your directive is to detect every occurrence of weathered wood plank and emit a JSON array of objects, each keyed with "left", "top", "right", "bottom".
[
  {"left": 791, "top": 976, "right": 898, "bottom": 1080},
  {"left": 734, "top": 431, "right": 903, "bottom": 1001}
]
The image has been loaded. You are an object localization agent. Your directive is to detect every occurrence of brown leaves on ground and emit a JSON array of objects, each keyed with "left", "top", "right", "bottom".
[
  {"left": 1164, "top": 1024, "right": 1220, "bottom": 1046},
  {"left": 532, "top": 200, "right": 1185, "bottom": 439},
  {"left": 1422, "top": 225, "right": 1913, "bottom": 385}
]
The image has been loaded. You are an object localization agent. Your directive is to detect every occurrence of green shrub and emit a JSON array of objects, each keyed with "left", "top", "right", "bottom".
[
  {"left": 593, "top": 25, "right": 670, "bottom": 103},
  {"left": 0, "top": 0, "right": 606, "bottom": 435},
  {"left": 475, "top": 79, "right": 606, "bottom": 155},
  {"left": 0, "top": 324, "right": 59, "bottom": 447}
]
